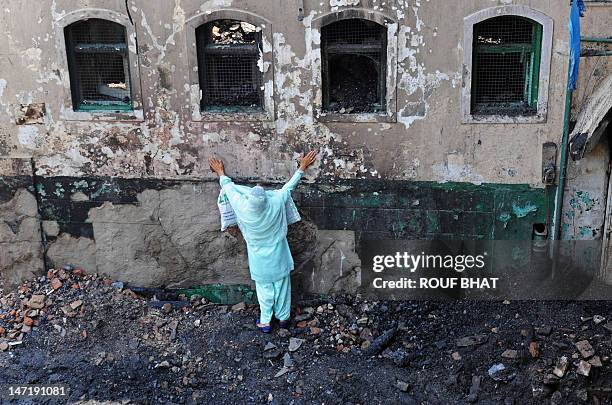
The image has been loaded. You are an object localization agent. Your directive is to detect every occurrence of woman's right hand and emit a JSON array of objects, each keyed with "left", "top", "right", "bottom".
[{"left": 299, "top": 151, "right": 317, "bottom": 171}]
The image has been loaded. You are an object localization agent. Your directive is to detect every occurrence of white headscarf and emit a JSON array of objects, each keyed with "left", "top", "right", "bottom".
[{"left": 227, "top": 184, "right": 289, "bottom": 247}]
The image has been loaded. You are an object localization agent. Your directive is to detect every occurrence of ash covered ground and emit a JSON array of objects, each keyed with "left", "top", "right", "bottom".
[{"left": 0, "top": 267, "right": 611, "bottom": 404}]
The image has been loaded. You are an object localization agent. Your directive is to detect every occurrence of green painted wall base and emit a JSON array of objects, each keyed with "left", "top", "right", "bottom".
[{"left": 178, "top": 284, "right": 257, "bottom": 305}]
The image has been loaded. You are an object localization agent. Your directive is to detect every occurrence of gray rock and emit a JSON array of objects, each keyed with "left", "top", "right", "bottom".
[
  {"left": 553, "top": 356, "right": 569, "bottom": 378},
  {"left": 263, "top": 349, "right": 281, "bottom": 360},
  {"left": 501, "top": 349, "right": 518, "bottom": 359},
  {"left": 456, "top": 334, "right": 488, "bottom": 347},
  {"left": 467, "top": 375, "right": 481, "bottom": 403},
  {"left": 396, "top": 380, "right": 409, "bottom": 392},
  {"left": 283, "top": 353, "right": 294, "bottom": 368},
  {"left": 288, "top": 338, "right": 304, "bottom": 352}
]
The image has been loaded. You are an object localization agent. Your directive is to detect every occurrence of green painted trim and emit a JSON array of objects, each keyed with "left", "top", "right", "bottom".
[
  {"left": 76, "top": 102, "right": 133, "bottom": 112},
  {"left": 475, "top": 44, "right": 533, "bottom": 53},
  {"left": 178, "top": 284, "right": 257, "bottom": 305},
  {"left": 471, "top": 19, "right": 543, "bottom": 113},
  {"left": 529, "top": 23, "right": 543, "bottom": 108},
  {"left": 376, "top": 181, "right": 545, "bottom": 192}
]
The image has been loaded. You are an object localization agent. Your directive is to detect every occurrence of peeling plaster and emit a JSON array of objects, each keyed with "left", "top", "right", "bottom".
[
  {"left": 21, "top": 47, "right": 42, "bottom": 72},
  {"left": 199, "top": 0, "right": 233, "bottom": 12},
  {"left": 512, "top": 202, "right": 538, "bottom": 218},
  {"left": 396, "top": 23, "right": 461, "bottom": 129},
  {"left": 139, "top": 1, "right": 185, "bottom": 65},
  {"left": 330, "top": 0, "right": 360, "bottom": 7},
  {"left": 17, "top": 125, "right": 41, "bottom": 149},
  {"left": 0, "top": 0, "right": 567, "bottom": 188},
  {"left": 432, "top": 153, "right": 484, "bottom": 185}
]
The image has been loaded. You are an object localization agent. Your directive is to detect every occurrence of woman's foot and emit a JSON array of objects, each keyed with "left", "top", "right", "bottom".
[
  {"left": 278, "top": 319, "right": 290, "bottom": 329},
  {"left": 256, "top": 319, "right": 271, "bottom": 333}
]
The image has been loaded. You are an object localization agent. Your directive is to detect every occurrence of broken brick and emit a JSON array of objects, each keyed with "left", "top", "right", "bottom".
[
  {"left": 529, "top": 341, "right": 539, "bottom": 358},
  {"left": 576, "top": 360, "right": 591, "bottom": 377},
  {"left": 70, "top": 300, "right": 83, "bottom": 310},
  {"left": 575, "top": 340, "right": 595, "bottom": 358},
  {"left": 553, "top": 356, "right": 568, "bottom": 378},
  {"left": 588, "top": 356, "right": 602, "bottom": 367},
  {"left": 27, "top": 295, "right": 46, "bottom": 309},
  {"left": 50, "top": 278, "right": 62, "bottom": 290}
]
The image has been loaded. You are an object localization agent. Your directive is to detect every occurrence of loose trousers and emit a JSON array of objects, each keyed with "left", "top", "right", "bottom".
[{"left": 255, "top": 275, "right": 291, "bottom": 324}]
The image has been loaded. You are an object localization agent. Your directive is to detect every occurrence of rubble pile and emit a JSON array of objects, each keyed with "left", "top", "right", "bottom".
[{"left": 0, "top": 269, "right": 611, "bottom": 403}]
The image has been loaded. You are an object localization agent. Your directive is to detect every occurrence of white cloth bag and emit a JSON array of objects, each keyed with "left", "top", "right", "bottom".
[{"left": 218, "top": 189, "right": 238, "bottom": 231}]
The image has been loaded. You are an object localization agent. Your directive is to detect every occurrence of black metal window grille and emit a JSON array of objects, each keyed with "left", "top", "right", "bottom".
[
  {"left": 196, "top": 20, "right": 264, "bottom": 112},
  {"left": 471, "top": 16, "right": 543, "bottom": 116},
  {"left": 64, "top": 19, "right": 132, "bottom": 111},
  {"left": 321, "top": 18, "right": 387, "bottom": 113}
]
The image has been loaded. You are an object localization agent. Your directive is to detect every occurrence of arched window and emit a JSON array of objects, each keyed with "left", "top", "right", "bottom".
[
  {"left": 196, "top": 19, "right": 264, "bottom": 112},
  {"left": 64, "top": 19, "right": 132, "bottom": 111},
  {"left": 321, "top": 18, "right": 387, "bottom": 114},
  {"left": 471, "top": 16, "right": 542, "bottom": 115}
]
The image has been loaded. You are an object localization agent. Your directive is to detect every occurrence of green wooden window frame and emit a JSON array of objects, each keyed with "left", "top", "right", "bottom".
[
  {"left": 471, "top": 17, "right": 542, "bottom": 115},
  {"left": 64, "top": 19, "right": 133, "bottom": 112}
]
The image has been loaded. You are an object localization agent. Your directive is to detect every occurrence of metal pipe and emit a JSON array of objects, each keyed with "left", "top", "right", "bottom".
[
  {"left": 550, "top": 58, "right": 573, "bottom": 253},
  {"left": 581, "top": 50, "right": 612, "bottom": 57},
  {"left": 581, "top": 36, "right": 612, "bottom": 43}
]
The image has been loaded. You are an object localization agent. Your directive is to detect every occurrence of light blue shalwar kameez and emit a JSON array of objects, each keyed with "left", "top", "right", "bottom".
[{"left": 219, "top": 169, "right": 304, "bottom": 324}]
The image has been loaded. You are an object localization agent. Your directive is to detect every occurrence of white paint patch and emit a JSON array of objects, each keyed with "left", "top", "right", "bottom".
[
  {"left": 273, "top": 32, "right": 315, "bottom": 134},
  {"left": 17, "top": 125, "right": 41, "bottom": 149},
  {"left": 330, "top": 0, "right": 360, "bottom": 6},
  {"left": 0, "top": 78, "right": 6, "bottom": 99},
  {"left": 140, "top": 1, "right": 185, "bottom": 65},
  {"left": 21, "top": 48, "right": 42, "bottom": 71},
  {"left": 50, "top": 0, "right": 66, "bottom": 26},
  {"left": 199, "top": 0, "right": 233, "bottom": 12},
  {"left": 161, "top": 153, "right": 173, "bottom": 164},
  {"left": 396, "top": 23, "right": 461, "bottom": 129},
  {"left": 100, "top": 146, "right": 115, "bottom": 158},
  {"left": 432, "top": 153, "right": 484, "bottom": 184}
]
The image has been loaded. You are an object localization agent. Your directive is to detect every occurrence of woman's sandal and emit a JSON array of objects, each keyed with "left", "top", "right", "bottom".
[
  {"left": 278, "top": 319, "right": 290, "bottom": 329},
  {"left": 256, "top": 319, "right": 271, "bottom": 333}
]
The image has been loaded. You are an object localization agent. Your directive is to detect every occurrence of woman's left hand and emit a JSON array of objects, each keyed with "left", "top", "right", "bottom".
[{"left": 209, "top": 157, "right": 225, "bottom": 176}]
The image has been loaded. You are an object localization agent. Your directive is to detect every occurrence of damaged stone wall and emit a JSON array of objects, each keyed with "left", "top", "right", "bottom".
[
  {"left": 0, "top": 158, "right": 43, "bottom": 286},
  {"left": 563, "top": 2, "right": 612, "bottom": 243},
  {"left": 0, "top": 1, "right": 571, "bottom": 288}
]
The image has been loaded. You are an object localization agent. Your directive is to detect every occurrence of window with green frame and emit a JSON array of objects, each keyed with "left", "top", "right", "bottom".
[
  {"left": 64, "top": 19, "right": 133, "bottom": 112},
  {"left": 471, "top": 16, "right": 543, "bottom": 116}
]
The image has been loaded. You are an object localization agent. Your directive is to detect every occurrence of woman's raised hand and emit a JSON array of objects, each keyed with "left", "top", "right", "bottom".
[
  {"left": 299, "top": 150, "right": 317, "bottom": 171},
  {"left": 208, "top": 157, "right": 225, "bottom": 176}
]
